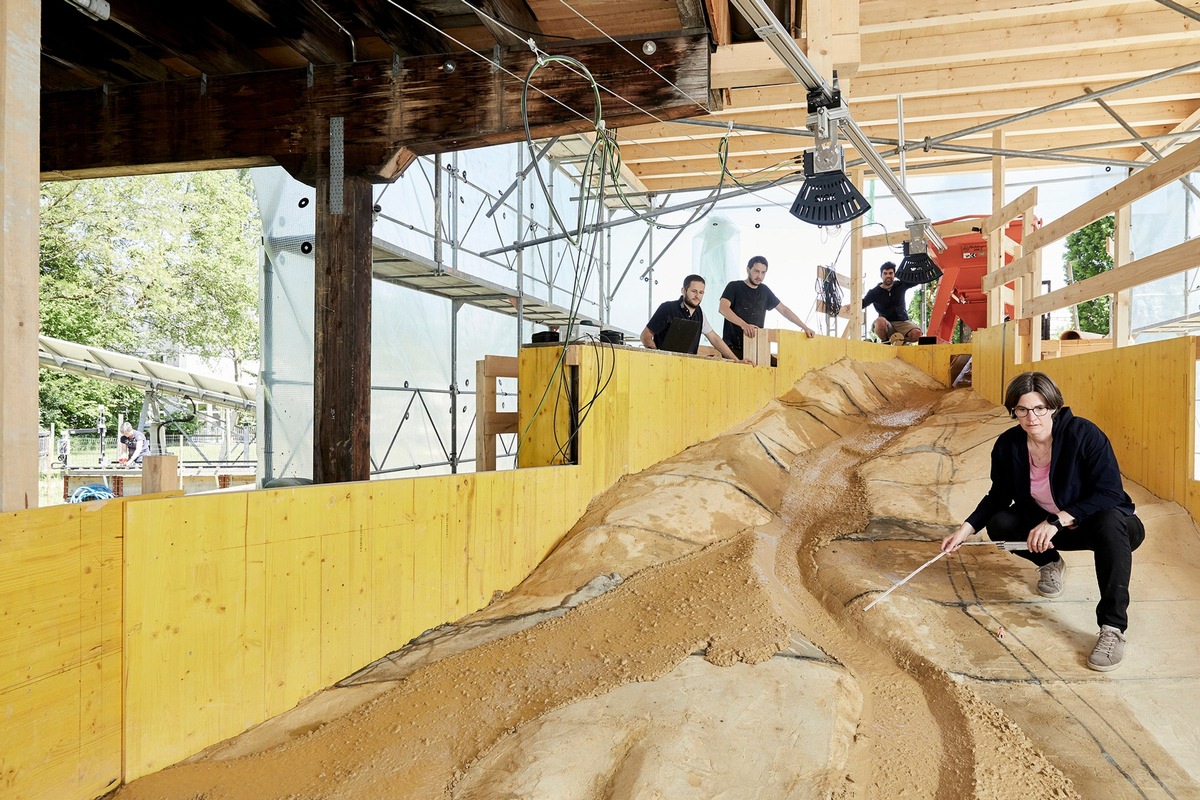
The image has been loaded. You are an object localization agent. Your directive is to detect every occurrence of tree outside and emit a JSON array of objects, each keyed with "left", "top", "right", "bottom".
[
  {"left": 39, "top": 170, "right": 260, "bottom": 431},
  {"left": 1063, "top": 216, "right": 1115, "bottom": 334}
]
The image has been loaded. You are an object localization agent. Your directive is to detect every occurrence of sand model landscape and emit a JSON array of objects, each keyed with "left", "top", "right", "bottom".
[{"left": 113, "top": 359, "right": 1200, "bottom": 799}]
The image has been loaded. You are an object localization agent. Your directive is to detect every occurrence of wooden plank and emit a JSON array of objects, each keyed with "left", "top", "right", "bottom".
[
  {"left": 1025, "top": 137, "right": 1200, "bottom": 253},
  {"left": 1025, "top": 236, "right": 1200, "bottom": 317},
  {"left": 981, "top": 187, "right": 1037, "bottom": 234},
  {"left": 41, "top": 34, "right": 709, "bottom": 181},
  {"left": 476, "top": 359, "right": 497, "bottom": 472},
  {"left": 0, "top": 0, "right": 39, "bottom": 511},
  {"left": 482, "top": 355, "right": 519, "bottom": 379},
  {"left": 981, "top": 251, "right": 1032, "bottom": 293}
]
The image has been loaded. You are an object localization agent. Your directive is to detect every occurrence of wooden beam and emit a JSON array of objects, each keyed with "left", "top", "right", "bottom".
[
  {"left": 981, "top": 252, "right": 1031, "bottom": 293},
  {"left": 981, "top": 187, "right": 1037, "bottom": 233},
  {"left": 1025, "top": 236, "right": 1200, "bottom": 318},
  {"left": 866, "top": 11, "right": 1200, "bottom": 73},
  {"left": 1025, "top": 136, "right": 1200, "bottom": 252},
  {"left": 714, "top": 41, "right": 1200, "bottom": 96},
  {"left": 225, "top": 0, "right": 356, "bottom": 64},
  {"left": 849, "top": 167, "right": 864, "bottom": 337},
  {"left": 468, "top": 0, "right": 545, "bottom": 48},
  {"left": 347, "top": 0, "right": 453, "bottom": 55},
  {"left": 313, "top": 174, "right": 373, "bottom": 484},
  {"left": 41, "top": 33, "right": 709, "bottom": 182},
  {"left": 859, "top": 0, "right": 1133, "bottom": 33},
  {"left": 106, "top": 0, "right": 278, "bottom": 76},
  {"left": 860, "top": 219, "right": 982, "bottom": 251}
]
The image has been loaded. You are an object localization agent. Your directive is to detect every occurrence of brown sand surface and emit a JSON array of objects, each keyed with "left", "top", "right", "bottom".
[{"left": 110, "top": 358, "right": 1200, "bottom": 798}]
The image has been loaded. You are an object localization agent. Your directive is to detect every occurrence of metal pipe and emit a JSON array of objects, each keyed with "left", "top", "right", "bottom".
[
  {"left": 893, "top": 58, "right": 1200, "bottom": 155},
  {"left": 856, "top": 141, "right": 1142, "bottom": 170},
  {"left": 480, "top": 178, "right": 798, "bottom": 257},
  {"left": 1153, "top": 0, "right": 1200, "bottom": 23},
  {"left": 488, "top": 137, "right": 560, "bottom": 218},
  {"left": 450, "top": 299, "right": 460, "bottom": 473},
  {"left": 1086, "top": 89, "right": 1200, "bottom": 200},
  {"left": 896, "top": 95, "right": 906, "bottom": 187},
  {"left": 433, "top": 154, "right": 443, "bottom": 274},
  {"left": 725, "top": 0, "right": 944, "bottom": 250}
]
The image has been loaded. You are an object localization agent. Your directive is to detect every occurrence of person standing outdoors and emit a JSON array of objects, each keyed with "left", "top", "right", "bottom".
[{"left": 718, "top": 256, "right": 815, "bottom": 360}]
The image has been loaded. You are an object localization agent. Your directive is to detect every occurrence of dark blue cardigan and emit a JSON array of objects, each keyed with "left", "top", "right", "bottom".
[{"left": 966, "top": 407, "right": 1135, "bottom": 532}]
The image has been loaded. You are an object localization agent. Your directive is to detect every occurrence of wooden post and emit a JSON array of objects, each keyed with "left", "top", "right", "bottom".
[
  {"left": 142, "top": 455, "right": 179, "bottom": 494},
  {"left": 475, "top": 355, "right": 518, "bottom": 471},
  {"left": 0, "top": 0, "right": 40, "bottom": 510},
  {"left": 313, "top": 170, "right": 374, "bottom": 484},
  {"left": 1111, "top": 204, "right": 1132, "bottom": 346},
  {"left": 1023, "top": 207, "right": 1042, "bottom": 362},
  {"left": 849, "top": 167, "right": 865, "bottom": 340},
  {"left": 987, "top": 130, "right": 1005, "bottom": 328}
]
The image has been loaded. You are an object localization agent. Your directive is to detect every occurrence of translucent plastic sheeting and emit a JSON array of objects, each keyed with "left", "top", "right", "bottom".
[
  {"left": 252, "top": 139, "right": 657, "bottom": 482},
  {"left": 1130, "top": 176, "right": 1200, "bottom": 339}
]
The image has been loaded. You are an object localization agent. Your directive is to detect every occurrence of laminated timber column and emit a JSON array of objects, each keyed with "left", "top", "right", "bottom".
[
  {"left": 313, "top": 170, "right": 373, "bottom": 484},
  {"left": 0, "top": 0, "right": 40, "bottom": 510}
]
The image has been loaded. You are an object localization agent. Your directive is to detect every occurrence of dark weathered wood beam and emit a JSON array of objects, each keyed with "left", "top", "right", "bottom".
[
  {"left": 313, "top": 173, "right": 374, "bottom": 484},
  {"left": 106, "top": 0, "right": 277, "bottom": 75},
  {"left": 462, "top": 0, "right": 544, "bottom": 47},
  {"left": 347, "top": 0, "right": 452, "bottom": 55},
  {"left": 225, "top": 0, "right": 356, "bottom": 64},
  {"left": 41, "top": 0, "right": 181, "bottom": 85},
  {"left": 41, "top": 32, "right": 710, "bottom": 183}
]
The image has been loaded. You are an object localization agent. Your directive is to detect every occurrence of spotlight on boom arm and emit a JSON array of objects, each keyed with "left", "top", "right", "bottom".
[
  {"left": 789, "top": 76, "right": 871, "bottom": 227},
  {"left": 896, "top": 218, "right": 943, "bottom": 284}
]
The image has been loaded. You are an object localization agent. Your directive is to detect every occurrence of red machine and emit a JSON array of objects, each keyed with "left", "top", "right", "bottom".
[{"left": 925, "top": 215, "right": 1034, "bottom": 342}]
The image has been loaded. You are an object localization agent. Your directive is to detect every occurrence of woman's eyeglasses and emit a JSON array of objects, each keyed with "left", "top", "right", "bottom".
[{"left": 1013, "top": 405, "right": 1050, "bottom": 418}]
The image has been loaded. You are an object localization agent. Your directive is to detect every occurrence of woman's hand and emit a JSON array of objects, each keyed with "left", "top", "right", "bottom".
[
  {"left": 941, "top": 522, "right": 975, "bottom": 554},
  {"left": 1027, "top": 520, "right": 1059, "bottom": 553}
]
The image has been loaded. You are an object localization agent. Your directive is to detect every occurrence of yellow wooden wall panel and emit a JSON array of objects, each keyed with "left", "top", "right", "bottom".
[
  {"left": 0, "top": 654, "right": 121, "bottom": 800},
  {"left": 409, "top": 476, "right": 449, "bottom": 637},
  {"left": 0, "top": 501, "right": 122, "bottom": 800},
  {"left": 124, "top": 494, "right": 259, "bottom": 779},
  {"left": 261, "top": 535, "right": 322, "bottom": 721},
  {"left": 12, "top": 328, "right": 1197, "bottom": 800}
]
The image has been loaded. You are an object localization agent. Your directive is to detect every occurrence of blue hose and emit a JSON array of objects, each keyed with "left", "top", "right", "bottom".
[{"left": 69, "top": 484, "right": 115, "bottom": 503}]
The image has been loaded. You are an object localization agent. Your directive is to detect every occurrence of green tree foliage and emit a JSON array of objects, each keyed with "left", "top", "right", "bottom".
[
  {"left": 39, "top": 171, "right": 260, "bottom": 430},
  {"left": 1064, "top": 216, "right": 1115, "bottom": 335}
]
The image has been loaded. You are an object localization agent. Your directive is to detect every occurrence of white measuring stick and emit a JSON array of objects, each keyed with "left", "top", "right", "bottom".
[{"left": 864, "top": 550, "right": 949, "bottom": 611}]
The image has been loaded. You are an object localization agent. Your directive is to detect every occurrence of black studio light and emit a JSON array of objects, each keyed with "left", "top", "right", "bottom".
[
  {"left": 789, "top": 80, "right": 870, "bottom": 227},
  {"left": 896, "top": 220, "right": 943, "bottom": 284}
]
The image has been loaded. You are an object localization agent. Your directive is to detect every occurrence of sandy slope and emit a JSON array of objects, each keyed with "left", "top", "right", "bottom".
[{"left": 111, "top": 358, "right": 1200, "bottom": 799}]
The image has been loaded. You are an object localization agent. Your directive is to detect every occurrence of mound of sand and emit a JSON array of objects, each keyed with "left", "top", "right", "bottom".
[{"left": 112, "top": 358, "right": 1200, "bottom": 799}]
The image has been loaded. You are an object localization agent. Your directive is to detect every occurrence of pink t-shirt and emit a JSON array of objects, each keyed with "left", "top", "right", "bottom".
[{"left": 1029, "top": 455, "right": 1060, "bottom": 515}]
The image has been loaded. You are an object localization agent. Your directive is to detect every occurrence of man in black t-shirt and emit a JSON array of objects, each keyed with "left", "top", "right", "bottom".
[
  {"left": 718, "top": 256, "right": 815, "bottom": 359},
  {"left": 861, "top": 261, "right": 922, "bottom": 343},
  {"left": 641, "top": 274, "right": 745, "bottom": 361}
]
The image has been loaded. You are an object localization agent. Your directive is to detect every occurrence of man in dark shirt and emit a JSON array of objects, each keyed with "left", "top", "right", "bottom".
[
  {"left": 718, "top": 256, "right": 815, "bottom": 359},
  {"left": 862, "top": 261, "right": 922, "bottom": 343},
  {"left": 641, "top": 274, "right": 744, "bottom": 361}
]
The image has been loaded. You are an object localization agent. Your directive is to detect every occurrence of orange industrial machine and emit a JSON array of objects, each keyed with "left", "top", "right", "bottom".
[{"left": 925, "top": 215, "right": 1034, "bottom": 342}]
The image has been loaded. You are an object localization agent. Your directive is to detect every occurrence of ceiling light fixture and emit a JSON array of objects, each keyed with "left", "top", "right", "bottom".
[
  {"left": 789, "top": 80, "right": 871, "bottom": 226},
  {"left": 896, "top": 219, "right": 943, "bottom": 284}
]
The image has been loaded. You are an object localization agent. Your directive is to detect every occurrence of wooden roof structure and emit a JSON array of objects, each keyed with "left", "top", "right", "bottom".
[{"left": 39, "top": 0, "right": 1200, "bottom": 191}]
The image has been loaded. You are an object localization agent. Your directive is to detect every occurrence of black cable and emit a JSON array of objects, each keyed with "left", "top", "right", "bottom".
[{"left": 815, "top": 267, "right": 844, "bottom": 323}]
